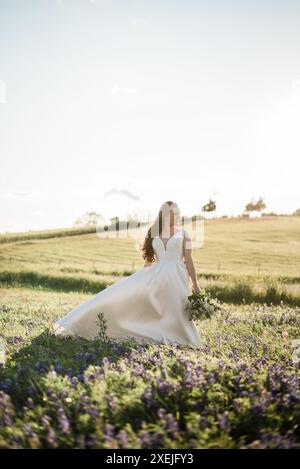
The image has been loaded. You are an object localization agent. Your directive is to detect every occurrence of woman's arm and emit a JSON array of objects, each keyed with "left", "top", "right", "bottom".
[{"left": 183, "top": 230, "right": 200, "bottom": 293}]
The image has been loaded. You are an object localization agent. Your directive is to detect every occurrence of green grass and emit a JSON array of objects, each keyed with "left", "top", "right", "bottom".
[
  {"left": 1, "top": 216, "right": 299, "bottom": 305},
  {"left": 0, "top": 217, "right": 299, "bottom": 448},
  {"left": 0, "top": 270, "right": 299, "bottom": 307},
  {"left": 0, "top": 225, "right": 97, "bottom": 244},
  {"left": 0, "top": 287, "right": 299, "bottom": 448},
  {"left": 1, "top": 216, "right": 300, "bottom": 275}
]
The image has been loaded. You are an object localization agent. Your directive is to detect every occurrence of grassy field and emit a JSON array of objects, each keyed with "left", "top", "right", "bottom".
[
  {"left": 0, "top": 287, "right": 299, "bottom": 448},
  {"left": 1, "top": 216, "right": 300, "bottom": 274},
  {"left": 0, "top": 216, "right": 299, "bottom": 448},
  {"left": 1, "top": 216, "right": 300, "bottom": 306}
]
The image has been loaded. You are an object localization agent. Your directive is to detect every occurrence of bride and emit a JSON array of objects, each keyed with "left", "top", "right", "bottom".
[{"left": 53, "top": 201, "right": 201, "bottom": 347}]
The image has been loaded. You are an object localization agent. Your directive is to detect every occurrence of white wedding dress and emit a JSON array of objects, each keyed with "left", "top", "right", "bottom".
[{"left": 53, "top": 228, "right": 201, "bottom": 347}]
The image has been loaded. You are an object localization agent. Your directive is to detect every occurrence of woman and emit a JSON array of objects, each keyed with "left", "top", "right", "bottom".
[{"left": 53, "top": 201, "right": 201, "bottom": 347}]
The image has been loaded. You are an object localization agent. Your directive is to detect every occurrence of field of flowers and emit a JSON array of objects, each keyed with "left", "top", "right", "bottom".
[{"left": 1, "top": 287, "right": 299, "bottom": 449}]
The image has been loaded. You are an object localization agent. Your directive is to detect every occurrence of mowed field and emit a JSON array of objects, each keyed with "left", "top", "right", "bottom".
[
  {"left": 1, "top": 216, "right": 300, "bottom": 274},
  {"left": 0, "top": 216, "right": 300, "bottom": 448},
  {"left": 1, "top": 216, "right": 300, "bottom": 305}
]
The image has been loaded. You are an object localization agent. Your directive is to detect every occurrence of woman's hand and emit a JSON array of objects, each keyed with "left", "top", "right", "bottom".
[{"left": 192, "top": 284, "right": 201, "bottom": 294}]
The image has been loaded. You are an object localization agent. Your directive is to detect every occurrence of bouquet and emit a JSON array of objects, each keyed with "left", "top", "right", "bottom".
[{"left": 185, "top": 288, "right": 224, "bottom": 321}]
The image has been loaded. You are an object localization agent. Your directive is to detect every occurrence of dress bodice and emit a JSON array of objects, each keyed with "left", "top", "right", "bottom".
[{"left": 152, "top": 229, "right": 185, "bottom": 263}]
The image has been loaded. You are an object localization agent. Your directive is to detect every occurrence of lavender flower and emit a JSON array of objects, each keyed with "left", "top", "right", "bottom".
[{"left": 57, "top": 406, "right": 71, "bottom": 435}]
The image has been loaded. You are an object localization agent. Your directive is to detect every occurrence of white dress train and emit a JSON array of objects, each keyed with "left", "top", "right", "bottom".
[{"left": 53, "top": 229, "right": 201, "bottom": 347}]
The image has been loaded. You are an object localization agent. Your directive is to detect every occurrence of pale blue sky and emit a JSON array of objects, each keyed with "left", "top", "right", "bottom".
[{"left": 0, "top": 0, "right": 300, "bottom": 232}]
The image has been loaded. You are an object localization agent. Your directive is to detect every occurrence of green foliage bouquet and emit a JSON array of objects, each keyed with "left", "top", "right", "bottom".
[{"left": 185, "top": 289, "right": 225, "bottom": 321}]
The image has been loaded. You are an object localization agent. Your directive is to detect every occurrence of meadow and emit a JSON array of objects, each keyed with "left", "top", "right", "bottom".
[
  {"left": 1, "top": 216, "right": 300, "bottom": 306},
  {"left": 0, "top": 216, "right": 299, "bottom": 448}
]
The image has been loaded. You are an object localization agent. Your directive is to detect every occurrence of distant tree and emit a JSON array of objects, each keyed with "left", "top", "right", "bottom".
[
  {"left": 293, "top": 208, "right": 300, "bottom": 217},
  {"left": 245, "top": 197, "right": 266, "bottom": 215},
  {"left": 202, "top": 199, "right": 216, "bottom": 213},
  {"left": 110, "top": 216, "right": 120, "bottom": 232},
  {"left": 74, "top": 211, "right": 103, "bottom": 227}
]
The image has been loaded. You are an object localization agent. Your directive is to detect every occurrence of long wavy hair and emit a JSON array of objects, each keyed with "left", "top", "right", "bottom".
[{"left": 141, "top": 201, "right": 181, "bottom": 263}]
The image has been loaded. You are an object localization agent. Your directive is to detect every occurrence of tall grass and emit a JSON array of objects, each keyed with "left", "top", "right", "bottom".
[
  {"left": 0, "top": 287, "right": 299, "bottom": 449},
  {"left": 0, "top": 271, "right": 110, "bottom": 294},
  {"left": 0, "top": 270, "right": 299, "bottom": 306}
]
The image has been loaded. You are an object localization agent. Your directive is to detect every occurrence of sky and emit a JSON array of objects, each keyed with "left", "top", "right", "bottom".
[{"left": 0, "top": 0, "right": 300, "bottom": 232}]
